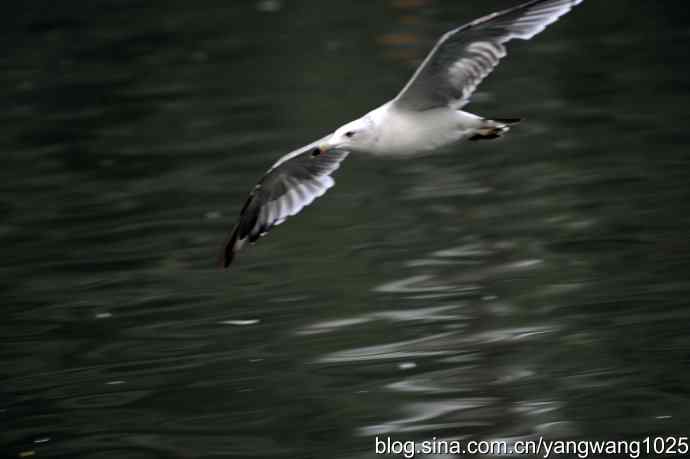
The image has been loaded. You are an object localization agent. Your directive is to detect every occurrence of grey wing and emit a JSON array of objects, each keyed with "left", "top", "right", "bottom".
[
  {"left": 393, "top": 0, "right": 583, "bottom": 111},
  {"left": 220, "top": 137, "right": 349, "bottom": 268}
]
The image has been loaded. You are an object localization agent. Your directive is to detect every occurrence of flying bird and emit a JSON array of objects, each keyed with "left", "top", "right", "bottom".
[{"left": 220, "top": 0, "right": 583, "bottom": 267}]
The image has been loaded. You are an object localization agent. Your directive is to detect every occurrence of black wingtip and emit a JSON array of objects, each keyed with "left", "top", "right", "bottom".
[{"left": 217, "top": 226, "right": 239, "bottom": 270}]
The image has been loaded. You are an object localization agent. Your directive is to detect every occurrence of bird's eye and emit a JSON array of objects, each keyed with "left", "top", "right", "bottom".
[{"left": 345, "top": 131, "right": 355, "bottom": 138}]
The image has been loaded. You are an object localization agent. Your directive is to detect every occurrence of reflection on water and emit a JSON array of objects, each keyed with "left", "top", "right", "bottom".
[{"left": 3, "top": 0, "right": 690, "bottom": 458}]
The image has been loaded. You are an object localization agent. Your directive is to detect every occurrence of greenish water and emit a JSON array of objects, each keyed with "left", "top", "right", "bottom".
[{"left": 3, "top": 1, "right": 690, "bottom": 458}]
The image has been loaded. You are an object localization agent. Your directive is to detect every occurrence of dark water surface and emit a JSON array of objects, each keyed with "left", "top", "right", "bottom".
[{"left": 3, "top": 0, "right": 690, "bottom": 457}]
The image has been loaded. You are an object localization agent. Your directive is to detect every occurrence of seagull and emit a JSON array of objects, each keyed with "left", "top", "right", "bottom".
[{"left": 220, "top": 0, "right": 583, "bottom": 268}]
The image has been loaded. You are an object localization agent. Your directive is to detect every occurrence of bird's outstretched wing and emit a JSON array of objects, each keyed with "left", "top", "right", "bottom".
[
  {"left": 220, "top": 136, "right": 349, "bottom": 268},
  {"left": 393, "top": 0, "right": 583, "bottom": 111}
]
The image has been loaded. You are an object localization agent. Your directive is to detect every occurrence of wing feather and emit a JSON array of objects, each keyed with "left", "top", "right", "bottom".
[
  {"left": 220, "top": 136, "right": 349, "bottom": 268},
  {"left": 393, "top": 0, "right": 583, "bottom": 111}
]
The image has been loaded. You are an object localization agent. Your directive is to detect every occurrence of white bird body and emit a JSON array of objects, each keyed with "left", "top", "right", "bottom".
[
  {"left": 220, "top": 0, "right": 584, "bottom": 267},
  {"left": 351, "top": 103, "right": 487, "bottom": 157}
]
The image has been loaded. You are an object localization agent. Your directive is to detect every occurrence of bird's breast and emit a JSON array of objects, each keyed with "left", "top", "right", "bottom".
[{"left": 369, "top": 106, "right": 471, "bottom": 157}]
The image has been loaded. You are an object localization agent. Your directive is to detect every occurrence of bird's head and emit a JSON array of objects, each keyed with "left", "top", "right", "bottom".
[{"left": 318, "top": 117, "right": 374, "bottom": 154}]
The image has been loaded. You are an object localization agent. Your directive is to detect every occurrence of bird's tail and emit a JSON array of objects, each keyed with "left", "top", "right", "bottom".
[{"left": 469, "top": 118, "right": 522, "bottom": 141}]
